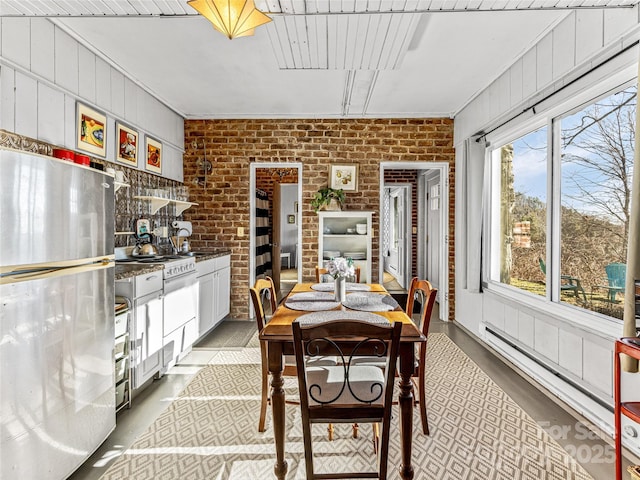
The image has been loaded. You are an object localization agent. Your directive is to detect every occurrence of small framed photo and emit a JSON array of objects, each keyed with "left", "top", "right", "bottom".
[
  {"left": 76, "top": 102, "right": 107, "bottom": 157},
  {"left": 116, "top": 123, "right": 138, "bottom": 166},
  {"left": 329, "top": 164, "right": 359, "bottom": 192},
  {"left": 145, "top": 136, "right": 162, "bottom": 174},
  {"left": 287, "top": 214, "right": 295, "bottom": 224}
]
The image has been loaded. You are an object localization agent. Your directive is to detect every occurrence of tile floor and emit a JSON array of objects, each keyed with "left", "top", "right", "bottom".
[{"left": 69, "top": 315, "right": 630, "bottom": 480}]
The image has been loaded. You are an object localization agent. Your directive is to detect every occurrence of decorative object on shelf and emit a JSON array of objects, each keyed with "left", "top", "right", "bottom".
[
  {"left": 187, "top": 0, "right": 272, "bottom": 40},
  {"left": 116, "top": 122, "right": 138, "bottom": 166},
  {"left": 326, "top": 257, "right": 355, "bottom": 302},
  {"left": 76, "top": 102, "right": 106, "bottom": 157},
  {"left": 145, "top": 136, "right": 162, "bottom": 174},
  {"left": 311, "top": 187, "right": 346, "bottom": 212},
  {"left": 329, "top": 164, "right": 359, "bottom": 192}
]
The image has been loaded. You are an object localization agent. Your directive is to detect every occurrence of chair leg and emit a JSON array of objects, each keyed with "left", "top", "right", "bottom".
[
  {"left": 327, "top": 423, "right": 334, "bottom": 441},
  {"left": 372, "top": 423, "right": 379, "bottom": 454},
  {"left": 258, "top": 345, "right": 269, "bottom": 433},
  {"left": 352, "top": 423, "right": 359, "bottom": 438},
  {"left": 419, "top": 372, "right": 429, "bottom": 435}
]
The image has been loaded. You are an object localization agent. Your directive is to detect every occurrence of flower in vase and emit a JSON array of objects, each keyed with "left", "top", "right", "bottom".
[{"left": 327, "top": 257, "right": 355, "bottom": 279}]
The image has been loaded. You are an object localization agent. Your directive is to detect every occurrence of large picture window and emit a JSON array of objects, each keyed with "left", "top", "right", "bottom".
[{"left": 489, "top": 82, "right": 636, "bottom": 321}]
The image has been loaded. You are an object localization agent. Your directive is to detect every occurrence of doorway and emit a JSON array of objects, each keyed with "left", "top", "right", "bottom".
[
  {"left": 382, "top": 185, "right": 411, "bottom": 290},
  {"left": 249, "top": 163, "right": 302, "bottom": 313},
  {"left": 379, "top": 162, "right": 449, "bottom": 321}
]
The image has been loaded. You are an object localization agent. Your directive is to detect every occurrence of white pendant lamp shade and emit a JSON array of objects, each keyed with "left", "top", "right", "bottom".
[{"left": 188, "top": 0, "right": 272, "bottom": 39}]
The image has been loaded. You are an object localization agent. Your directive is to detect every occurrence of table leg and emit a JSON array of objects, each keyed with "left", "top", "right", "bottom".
[
  {"left": 268, "top": 342, "right": 288, "bottom": 480},
  {"left": 398, "top": 343, "right": 415, "bottom": 480}
]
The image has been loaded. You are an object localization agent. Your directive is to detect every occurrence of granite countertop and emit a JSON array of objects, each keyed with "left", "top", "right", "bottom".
[
  {"left": 114, "top": 249, "right": 231, "bottom": 280},
  {"left": 192, "top": 249, "right": 232, "bottom": 262},
  {"left": 115, "top": 263, "right": 164, "bottom": 280}
]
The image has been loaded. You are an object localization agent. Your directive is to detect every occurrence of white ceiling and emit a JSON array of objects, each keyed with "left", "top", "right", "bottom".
[{"left": 3, "top": 1, "right": 638, "bottom": 119}]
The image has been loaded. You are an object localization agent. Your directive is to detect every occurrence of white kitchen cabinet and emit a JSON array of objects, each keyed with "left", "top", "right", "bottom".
[
  {"left": 318, "top": 211, "right": 373, "bottom": 283},
  {"left": 115, "top": 271, "right": 164, "bottom": 389},
  {"left": 196, "top": 255, "right": 231, "bottom": 338}
]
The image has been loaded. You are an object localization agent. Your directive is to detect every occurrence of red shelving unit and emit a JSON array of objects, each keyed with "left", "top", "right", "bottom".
[{"left": 615, "top": 337, "right": 640, "bottom": 480}]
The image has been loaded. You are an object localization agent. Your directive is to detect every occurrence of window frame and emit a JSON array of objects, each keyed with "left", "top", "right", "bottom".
[{"left": 482, "top": 71, "right": 637, "bottom": 329}]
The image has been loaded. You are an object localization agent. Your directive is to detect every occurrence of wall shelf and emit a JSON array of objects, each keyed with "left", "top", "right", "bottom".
[
  {"left": 133, "top": 195, "right": 198, "bottom": 215},
  {"left": 174, "top": 200, "right": 199, "bottom": 216},
  {"left": 114, "top": 181, "right": 129, "bottom": 193}
]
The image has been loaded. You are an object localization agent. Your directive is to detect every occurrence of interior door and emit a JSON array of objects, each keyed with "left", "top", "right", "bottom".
[{"left": 272, "top": 183, "right": 282, "bottom": 294}]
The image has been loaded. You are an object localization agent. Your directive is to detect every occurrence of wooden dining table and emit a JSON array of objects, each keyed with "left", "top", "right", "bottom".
[{"left": 259, "top": 282, "right": 425, "bottom": 480}]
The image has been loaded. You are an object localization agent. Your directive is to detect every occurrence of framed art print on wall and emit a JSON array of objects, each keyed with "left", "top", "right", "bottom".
[
  {"left": 329, "top": 164, "right": 359, "bottom": 192},
  {"left": 116, "top": 123, "right": 138, "bottom": 166},
  {"left": 145, "top": 136, "right": 162, "bottom": 174},
  {"left": 77, "top": 102, "right": 107, "bottom": 157}
]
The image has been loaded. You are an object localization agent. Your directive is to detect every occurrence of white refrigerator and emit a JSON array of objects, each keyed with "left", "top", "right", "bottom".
[{"left": 0, "top": 148, "right": 116, "bottom": 479}]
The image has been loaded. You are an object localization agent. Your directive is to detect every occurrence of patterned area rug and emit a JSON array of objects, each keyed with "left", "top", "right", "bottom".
[{"left": 100, "top": 334, "right": 592, "bottom": 480}]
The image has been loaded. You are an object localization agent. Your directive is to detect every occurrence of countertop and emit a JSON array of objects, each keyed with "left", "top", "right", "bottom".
[{"left": 114, "top": 249, "right": 232, "bottom": 281}]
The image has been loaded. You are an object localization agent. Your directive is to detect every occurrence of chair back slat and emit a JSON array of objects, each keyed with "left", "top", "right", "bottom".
[{"left": 250, "top": 276, "right": 277, "bottom": 331}]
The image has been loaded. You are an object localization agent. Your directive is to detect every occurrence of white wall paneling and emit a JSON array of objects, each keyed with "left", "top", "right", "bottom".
[
  {"left": 54, "top": 27, "right": 78, "bottom": 95},
  {"left": 78, "top": 45, "right": 96, "bottom": 103},
  {"left": 14, "top": 71, "right": 37, "bottom": 139},
  {"left": 534, "top": 317, "right": 559, "bottom": 364},
  {"left": 30, "top": 18, "right": 54, "bottom": 82},
  {"left": 558, "top": 329, "right": 583, "bottom": 379},
  {"left": 0, "top": 66, "right": 15, "bottom": 132},
  {"left": 575, "top": 9, "right": 604, "bottom": 65},
  {"left": 0, "top": 17, "right": 185, "bottom": 181},
  {"left": 37, "top": 82, "right": 64, "bottom": 145}
]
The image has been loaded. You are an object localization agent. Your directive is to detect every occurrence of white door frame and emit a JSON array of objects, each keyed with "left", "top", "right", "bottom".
[
  {"left": 249, "top": 162, "right": 303, "bottom": 318},
  {"left": 380, "top": 161, "right": 449, "bottom": 322}
]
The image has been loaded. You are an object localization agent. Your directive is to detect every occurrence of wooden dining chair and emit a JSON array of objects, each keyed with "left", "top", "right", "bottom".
[
  {"left": 250, "top": 277, "right": 338, "bottom": 434},
  {"left": 315, "top": 265, "right": 361, "bottom": 283},
  {"left": 250, "top": 277, "right": 294, "bottom": 432},
  {"left": 406, "top": 276, "right": 438, "bottom": 435},
  {"left": 292, "top": 319, "right": 402, "bottom": 480}
]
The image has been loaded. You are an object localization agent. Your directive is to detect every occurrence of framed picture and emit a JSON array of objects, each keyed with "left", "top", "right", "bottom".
[
  {"left": 116, "top": 123, "right": 138, "bottom": 166},
  {"left": 145, "top": 136, "right": 162, "bottom": 174},
  {"left": 329, "top": 164, "right": 359, "bottom": 192},
  {"left": 287, "top": 214, "right": 295, "bottom": 224},
  {"left": 76, "top": 102, "right": 107, "bottom": 157}
]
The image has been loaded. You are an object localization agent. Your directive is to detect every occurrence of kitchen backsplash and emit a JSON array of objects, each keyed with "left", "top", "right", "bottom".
[{"left": 1, "top": 129, "right": 186, "bottom": 252}]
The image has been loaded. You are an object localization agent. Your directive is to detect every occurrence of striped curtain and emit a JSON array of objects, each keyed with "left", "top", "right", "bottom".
[{"left": 255, "top": 189, "right": 272, "bottom": 278}]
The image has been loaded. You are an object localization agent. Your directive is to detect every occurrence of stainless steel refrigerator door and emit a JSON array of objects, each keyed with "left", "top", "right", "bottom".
[
  {"left": 0, "top": 149, "right": 115, "bottom": 266},
  {"left": 0, "top": 265, "right": 115, "bottom": 480}
]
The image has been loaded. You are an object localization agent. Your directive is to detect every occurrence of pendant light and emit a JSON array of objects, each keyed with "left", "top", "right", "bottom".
[{"left": 188, "top": 0, "right": 272, "bottom": 39}]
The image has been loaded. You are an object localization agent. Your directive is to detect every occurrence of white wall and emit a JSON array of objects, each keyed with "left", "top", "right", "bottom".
[
  {"left": 280, "top": 184, "right": 298, "bottom": 266},
  {"left": 453, "top": 6, "right": 640, "bottom": 452},
  {"left": 0, "top": 18, "right": 184, "bottom": 181}
]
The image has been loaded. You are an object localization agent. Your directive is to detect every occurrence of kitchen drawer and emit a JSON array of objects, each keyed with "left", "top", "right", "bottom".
[
  {"left": 214, "top": 255, "right": 230, "bottom": 271},
  {"left": 135, "top": 271, "right": 163, "bottom": 298},
  {"left": 196, "top": 258, "right": 215, "bottom": 277},
  {"left": 115, "top": 311, "right": 128, "bottom": 338},
  {"left": 115, "top": 356, "right": 128, "bottom": 384},
  {"left": 115, "top": 332, "right": 129, "bottom": 359}
]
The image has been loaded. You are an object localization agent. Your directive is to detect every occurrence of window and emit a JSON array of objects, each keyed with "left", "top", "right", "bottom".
[
  {"left": 489, "top": 127, "right": 548, "bottom": 298},
  {"left": 488, "top": 82, "right": 636, "bottom": 321},
  {"left": 559, "top": 86, "right": 637, "bottom": 318}
]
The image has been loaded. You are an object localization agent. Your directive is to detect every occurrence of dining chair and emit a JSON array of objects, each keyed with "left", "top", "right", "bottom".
[
  {"left": 250, "top": 277, "right": 338, "bottom": 434},
  {"left": 250, "top": 277, "right": 293, "bottom": 432},
  {"left": 315, "top": 265, "right": 361, "bottom": 283},
  {"left": 405, "top": 277, "right": 438, "bottom": 435},
  {"left": 292, "top": 319, "right": 402, "bottom": 480}
]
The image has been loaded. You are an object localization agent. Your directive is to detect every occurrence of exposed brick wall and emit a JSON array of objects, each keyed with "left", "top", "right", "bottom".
[{"left": 183, "top": 119, "right": 455, "bottom": 319}]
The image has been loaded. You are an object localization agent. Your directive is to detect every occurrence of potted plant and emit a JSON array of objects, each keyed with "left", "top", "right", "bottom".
[{"left": 311, "top": 187, "right": 346, "bottom": 213}]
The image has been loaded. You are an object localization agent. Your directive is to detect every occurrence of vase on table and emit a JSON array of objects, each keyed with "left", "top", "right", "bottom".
[{"left": 334, "top": 276, "right": 346, "bottom": 302}]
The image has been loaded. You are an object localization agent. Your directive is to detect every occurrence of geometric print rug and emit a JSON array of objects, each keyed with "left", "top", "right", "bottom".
[{"left": 99, "top": 333, "right": 593, "bottom": 479}]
